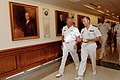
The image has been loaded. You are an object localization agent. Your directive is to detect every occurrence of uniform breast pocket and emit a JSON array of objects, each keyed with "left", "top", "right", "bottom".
[
  {"left": 89, "top": 32, "right": 95, "bottom": 39},
  {"left": 64, "top": 30, "right": 67, "bottom": 35},
  {"left": 89, "top": 32, "right": 95, "bottom": 34},
  {"left": 70, "top": 32, "right": 75, "bottom": 37}
]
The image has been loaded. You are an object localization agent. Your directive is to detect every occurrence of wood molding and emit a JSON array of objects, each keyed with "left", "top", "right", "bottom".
[{"left": 0, "top": 41, "right": 62, "bottom": 78}]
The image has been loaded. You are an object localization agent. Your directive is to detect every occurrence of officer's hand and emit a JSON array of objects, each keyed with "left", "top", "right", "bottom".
[
  {"left": 85, "top": 39, "right": 90, "bottom": 43},
  {"left": 74, "top": 44, "right": 77, "bottom": 49},
  {"left": 61, "top": 43, "right": 64, "bottom": 48}
]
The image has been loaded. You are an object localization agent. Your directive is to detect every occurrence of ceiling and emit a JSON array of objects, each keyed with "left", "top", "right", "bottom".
[{"left": 34, "top": 0, "right": 120, "bottom": 21}]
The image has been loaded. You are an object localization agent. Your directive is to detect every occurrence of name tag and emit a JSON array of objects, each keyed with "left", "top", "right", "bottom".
[{"left": 89, "top": 30, "right": 94, "bottom": 32}]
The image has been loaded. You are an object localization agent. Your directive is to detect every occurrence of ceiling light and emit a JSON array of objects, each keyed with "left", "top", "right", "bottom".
[
  {"left": 98, "top": 6, "right": 101, "bottom": 8},
  {"left": 106, "top": 13, "right": 110, "bottom": 16},
  {"left": 83, "top": 5, "right": 95, "bottom": 10},
  {"left": 112, "top": 13, "right": 114, "bottom": 15},
  {"left": 106, "top": 10, "right": 109, "bottom": 12},
  {"left": 70, "top": 0, "right": 81, "bottom": 2},
  {"left": 97, "top": 10, "right": 104, "bottom": 14},
  {"left": 112, "top": 16, "right": 115, "bottom": 18}
]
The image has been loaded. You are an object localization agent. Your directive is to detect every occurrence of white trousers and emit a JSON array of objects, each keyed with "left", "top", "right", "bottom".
[
  {"left": 58, "top": 42, "right": 79, "bottom": 74},
  {"left": 78, "top": 43, "right": 97, "bottom": 76},
  {"left": 99, "top": 34, "right": 108, "bottom": 59}
]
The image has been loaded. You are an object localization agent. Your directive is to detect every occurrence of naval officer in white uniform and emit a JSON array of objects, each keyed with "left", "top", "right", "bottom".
[
  {"left": 98, "top": 17, "right": 111, "bottom": 60},
  {"left": 114, "top": 17, "right": 120, "bottom": 66},
  {"left": 56, "top": 17, "right": 80, "bottom": 78},
  {"left": 75, "top": 16, "right": 102, "bottom": 80}
]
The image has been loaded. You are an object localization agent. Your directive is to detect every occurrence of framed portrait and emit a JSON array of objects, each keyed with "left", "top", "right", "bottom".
[
  {"left": 9, "top": 2, "right": 40, "bottom": 41},
  {"left": 98, "top": 18, "right": 101, "bottom": 24},
  {"left": 55, "top": 10, "right": 68, "bottom": 36},
  {"left": 77, "top": 15, "right": 85, "bottom": 32}
]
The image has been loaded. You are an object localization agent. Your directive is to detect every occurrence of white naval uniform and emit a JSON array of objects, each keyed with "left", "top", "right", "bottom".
[
  {"left": 78, "top": 25, "right": 101, "bottom": 76},
  {"left": 58, "top": 25, "right": 80, "bottom": 74},
  {"left": 98, "top": 22, "right": 111, "bottom": 59},
  {"left": 114, "top": 24, "right": 120, "bottom": 65}
]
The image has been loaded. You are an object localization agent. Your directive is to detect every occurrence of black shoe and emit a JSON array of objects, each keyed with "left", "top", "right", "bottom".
[
  {"left": 117, "top": 64, "right": 120, "bottom": 67},
  {"left": 98, "top": 59, "right": 102, "bottom": 66}
]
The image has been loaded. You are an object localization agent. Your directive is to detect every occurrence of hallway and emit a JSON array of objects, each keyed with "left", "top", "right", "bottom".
[
  {"left": 42, "top": 63, "right": 120, "bottom": 80},
  {"left": 97, "top": 45, "right": 119, "bottom": 64},
  {"left": 6, "top": 52, "right": 120, "bottom": 80},
  {"left": 5, "top": 46, "right": 120, "bottom": 80}
]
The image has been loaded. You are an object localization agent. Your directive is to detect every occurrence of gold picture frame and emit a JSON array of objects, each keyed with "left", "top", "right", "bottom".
[{"left": 9, "top": 2, "right": 40, "bottom": 41}]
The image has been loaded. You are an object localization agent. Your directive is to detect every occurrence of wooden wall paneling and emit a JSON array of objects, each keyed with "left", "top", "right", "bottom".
[
  {"left": 19, "top": 52, "right": 31, "bottom": 67},
  {"left": 5, "top": 55, "right": 17, "bottom": 72},
  {"left": 30, "top": 49, "right": 45, "bottom": 64},
  {"left": 16, "top": 52, "right": 20, "bottom": 69},
  {"left": 39, "top": 48, "right": 45, "bottom": 61},
  {"left": 45, "top": 45, "right": 55, "bottom": 61},
  {"left": 0, "top": 57, "right": 6, "bottom": 74},
  {"left": 54, "top": 44, "right": 62, "bottom": 57},
  {"left": 0, "top": 41, "right": 62, "bottom": 78},
  {"left": 0, "top": 55, "right": 17, "bottom": 74},
  {"left": 30, "top": 50, "right": 40, "bottom": 63},
  {"left": 50, "top": 45, "right": 56, "bottom": 58}
]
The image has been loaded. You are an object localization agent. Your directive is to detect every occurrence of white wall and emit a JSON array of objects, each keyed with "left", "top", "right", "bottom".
[{"left": 0, "top": 0, "right": 100, "bottom": 50}]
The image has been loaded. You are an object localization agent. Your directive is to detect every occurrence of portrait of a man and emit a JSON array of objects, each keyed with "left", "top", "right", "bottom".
[
  {"left": 55, "top": 10, "right": 68, "bottom": 36},
  {"left": 9, "top": 2, "right": 39, "bottom": 41},
  {"left": 77, "top": 15, "right": 85, "bottom": 32},
  {"left": 24, "top": 11, "right": 37, "bottom": 36}
]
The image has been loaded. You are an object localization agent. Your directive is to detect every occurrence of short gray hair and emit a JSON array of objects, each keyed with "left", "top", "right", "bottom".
[{"left": 66, "top": 17, "right": 73, "bottom": 22}]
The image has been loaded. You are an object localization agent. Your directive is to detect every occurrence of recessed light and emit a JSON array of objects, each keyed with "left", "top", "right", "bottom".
[
  {"left": 70, "top": 0, "right": 81, "bottom": 2},
  {"left": 112, "top": 16, "right": 115, "bottom": 18},
  {"left": 112, "top": 13, "right": 114, "bottom": 15},
  {"left": 97, "top": 10, "right": 104, "bottom": 14},
  {"left": 83, "top": 5, "right": 95, "bottom": 10},
  {"left": 98, "top": 5, "right": 101, "bottom": 8},
  {"left": 106, "top": 13, "right": 110, "bottom": 16},
  {"left": 106, "top": 10, "right": 109, "bottom": 12}
]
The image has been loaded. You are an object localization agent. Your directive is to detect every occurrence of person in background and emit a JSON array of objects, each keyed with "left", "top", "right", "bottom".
[
  {"left": 75, "top": 16, "right": 101, "bottom": 80},
  {"left": 114, "top": 17, "right": 120, "bottom": 66},
  {"left": 98, "top": 17, "right": 111, "bottom": 61},
  {"left": 56, "top": 17, "right": 80, "bottom": 78},
  {"left": 113, "top": 23, "right": 117, "bottom": 49}
]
